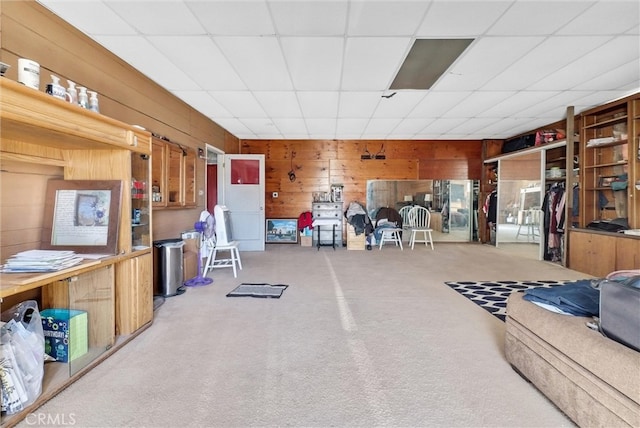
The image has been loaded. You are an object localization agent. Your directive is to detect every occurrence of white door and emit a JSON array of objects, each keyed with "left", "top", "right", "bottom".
[{"left": 218, "top": 154, "right": 265, "bottom": 251}]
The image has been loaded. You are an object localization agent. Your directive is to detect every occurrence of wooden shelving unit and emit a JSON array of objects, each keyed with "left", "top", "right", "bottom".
[{"left": 0, "top": 78, "right": 153, "bottom": 427}]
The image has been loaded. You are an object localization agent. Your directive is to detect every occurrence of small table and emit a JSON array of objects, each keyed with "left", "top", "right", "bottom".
[{"left": 312, "top": 218, "right": 341, "bottom": 250}]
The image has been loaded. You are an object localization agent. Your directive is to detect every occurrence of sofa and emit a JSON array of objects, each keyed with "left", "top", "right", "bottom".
[{"left": 505, "top": 292, "right": 640, "bottom": 427}]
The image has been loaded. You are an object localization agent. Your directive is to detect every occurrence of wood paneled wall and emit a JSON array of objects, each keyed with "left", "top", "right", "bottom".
[
  {"left": 241, "top": 139, "right": 483, "bottom": 218},
  {"left": 0, "top": 1, "right": 240, "bottom": 242}
]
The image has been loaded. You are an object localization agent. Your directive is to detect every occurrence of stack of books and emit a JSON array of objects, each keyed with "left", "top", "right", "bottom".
[{"left": 1, "top": 250, "right": 83, "bottom": 273}]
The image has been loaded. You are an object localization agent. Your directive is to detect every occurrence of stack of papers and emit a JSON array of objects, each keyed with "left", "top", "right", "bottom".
[{"left": 1, "top": 250, "right": 83, "bottom": 273}]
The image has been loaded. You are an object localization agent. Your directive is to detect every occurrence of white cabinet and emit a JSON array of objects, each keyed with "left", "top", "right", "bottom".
[{"left": 312, "top": 202, "right": 343, "bottom": 248}]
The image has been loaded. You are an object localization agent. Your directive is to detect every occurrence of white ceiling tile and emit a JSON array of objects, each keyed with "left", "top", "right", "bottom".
[
  {"left": 107, "top": 2, "right": 205, "bottom": 35},
  {"left": 241, "top": 118, "right": 282, "bottom": 137},
  {"left": 420, "top": 118, "right": 471, "bottom": 134},
  {"left": 280, "top": 37, "right": 344, "bottom": 90},
  {"left": 208, "top": 91, "right": 268, "bottom": 118},
  {"left": 215, "top": 37, "right": 293, "bottom": 90},
  {"left": 348, "top": 1, "right": 430, "bottom": 36},
  {"left": 569, "top": 60, "right": 640, "bottom": 91},
  {"left": 148, "top": 36, "right": 246, "bottom": 91},
  {"left": 213, "top": 117, "right": 255, "bottom": 137},
  {"left": 338, "top": 92, "right": 383, "bottom": 118},
  {"left": 408, "top": 91, "right": 472, "bottom": 118},
  {"left": 530, "top": 36, "right": 640, "bottom": 91},
  {"left": 297, "top": 92, "right": 340, "bottom": 117},
  {"left": 372, "top": 91, "right": 426, "bottom": 118},
  {"left": 336, "top": 118, "right": 369, "bottom": 136},
  {"left": 557, "top": 1, "right": 640, "bottom": 36},
  {"left": 172, "top": 90, "right": 233, "bottom": 118},
  {"left": 364, "top": 118, "right": 403, "bottom": 135},
  {"left": 443, "top": 91, "right": 516, "bottom": 117},
  {"left": 94, "top": 36, "right": 199, "bottom": 91},
  {"left": 38, "top": 1, "right": 136, "bottom": 35},
  {"left": 186, "top": 1, "right": 275, "bottom": 36},
  {"left": 342, "top": 37, "right": 413, "bottom": 90},
  {"left": 271, "top": 118, "right": 308, "bottom": 135},
  {"left": 479, "top": 91, "right": 564, "bottom": 117},
  {"left": 392, "top": 118, "right": 434, "bottom": 135},
  {"left": 482, "top": 36, "right": 611, "bottom": 91},
  {"left": 253, "top": 92, "right": 303, "bottom": 118},
  {"left": 435, "top": 37, "right": 544, "bottom": 91},
  {"left": 449, "top": 118, "right": 503, "bottom": 134},
  {"left": 307, "top": 118, "right": 338, "bottom": 136},
  {"left": 416, "top": 1, "right": 510, "bottom": 37},
  {"left": 488, "top": 1, "right": 593, "bottom": 36},
  {"left": 269, "top": 1, "right": 348, "bottom": 36}
]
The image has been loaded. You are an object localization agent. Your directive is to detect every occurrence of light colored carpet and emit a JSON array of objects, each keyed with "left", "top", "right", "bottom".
[{"left": 20, "top": 243, "right": 587, "bottom": 427}]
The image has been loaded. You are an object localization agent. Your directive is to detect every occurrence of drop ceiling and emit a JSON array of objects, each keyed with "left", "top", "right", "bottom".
[{"left": 37, "top": 0, "right": 640, "bottom": 140}]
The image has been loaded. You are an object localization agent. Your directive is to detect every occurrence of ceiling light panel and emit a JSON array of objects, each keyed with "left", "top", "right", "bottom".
[
  {"left": 149, "top": 36, "right": 246, "bottom": 91},
  {"left": 280, "top": 37, "right": 344, "bottom": 90},
  {"left": 107, "top": 2, "right": 205, "bottom": 35},
  {"left": 390, "top": 39, "right": 474, "bottom": 90},
  {"left": 347, "top": 1, "right": 430, "bottom": 36},
  {"left": 208, "top": 91, "right": 268, "bottom": 118},
  {"left": 95, "top": 36, "right": 199, "bottom": 91},
  {"left": 487, "top": 2, "right": 592, "bottom": 36},
  {"left": 215, "top": 37, "right": 293, "bottom": 90},
  {"left": 269, "top": 1, "right": 348, "bottom": 36},
  {"left": 38, "top": 1, "right": 136, "bottom": 35},
  {"left": 186, "top": 1, "right": 275, "bottom": 36},
  {"left": 342, "top": 37, "right": 413, "bottom": 90},
  {"left": 417, "top": 1, "right": 509, "bottom": 37}
]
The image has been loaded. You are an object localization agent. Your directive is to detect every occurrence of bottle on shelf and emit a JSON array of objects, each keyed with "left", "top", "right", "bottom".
[
  {"left": 67, "top": 80, "right": 78, "bottom": 104},
  {"left": 77, "top": 86, "right": 88, "bottom": 109},
  {"left": 88, "top": 90, "right": 99, "bottom": 113}
]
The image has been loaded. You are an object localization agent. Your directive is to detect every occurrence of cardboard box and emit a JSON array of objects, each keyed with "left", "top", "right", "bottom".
[
  {"left": 41, "top": 309, "right": 88, "bottom": 363},
  {"left": 300, "top": 235, "right": 313, "bottom": 247},
  {"left": 347, "top": 225, "right": 366, "bottom": 250}
]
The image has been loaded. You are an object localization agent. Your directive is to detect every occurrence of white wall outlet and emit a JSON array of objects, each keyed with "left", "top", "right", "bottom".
[{"left": 272, "top": 192, "right": 278, "bottom": 198}]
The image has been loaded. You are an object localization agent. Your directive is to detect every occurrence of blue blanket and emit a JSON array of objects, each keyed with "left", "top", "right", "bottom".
[{"left": 523, "top": 280, "right": 600, "bottom": 317}]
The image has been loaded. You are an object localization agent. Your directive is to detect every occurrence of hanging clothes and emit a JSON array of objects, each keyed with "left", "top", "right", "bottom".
[{"left": 542, "top": 183, "right": 566, "bottom": 262}]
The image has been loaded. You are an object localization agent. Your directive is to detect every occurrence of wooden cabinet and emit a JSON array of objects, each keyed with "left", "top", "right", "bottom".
[
  {"left": 0, "top": 78, "right": 153, "bottom": 427},
  {"left": 568, "top": 229, "right": 640, "bottom": 277},
  {"left": 115, "top": 254, "right": 153, "bottom": 335},
  {"left": 151, "top": 137, "right": 197, "bottom": 209}
]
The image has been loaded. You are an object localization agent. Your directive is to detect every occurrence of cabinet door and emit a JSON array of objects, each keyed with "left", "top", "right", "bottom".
[
  {"left": 167, "top": 145, "right": 184, "bottom": 206},
  {"left": 151, "top": 139, "right": 167, "bottom": 208},
  {"left": 183, "top": 147, "right": 197, "bottom": 207},
  {"left": 568, "top": 230, "right": 617, "bottom": 277},
  {"left": 115, "top": 253, "right": 153, "bottom": 336},
  {"left": 41, "top": 266, "right": 115, "bottom": 375}
]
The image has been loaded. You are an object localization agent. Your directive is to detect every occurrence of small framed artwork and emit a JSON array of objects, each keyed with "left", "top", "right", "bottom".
[
  {"left": 265, "top": 219, "right": 298, "bottom": 243},
  {"left": 599, "top": 176, "right": 616, "bottom": 188}
]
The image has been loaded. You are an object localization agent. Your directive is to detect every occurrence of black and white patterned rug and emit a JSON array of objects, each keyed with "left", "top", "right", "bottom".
[{"left": 444, "top": 280, "right": 575, "bottom": 322}]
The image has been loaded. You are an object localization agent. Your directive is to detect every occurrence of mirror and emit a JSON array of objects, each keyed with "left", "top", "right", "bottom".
[
  {"left": 366, "top": 179, "right": 479, "bottom": 242},
  {"left": 495, "top": 152, "right": 542, "bottom": 259}
]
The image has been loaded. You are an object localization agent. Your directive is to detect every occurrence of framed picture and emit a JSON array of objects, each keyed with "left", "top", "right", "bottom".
[
  {"left": 41, "top": 179, "right": 122, "bottom": 254},
  {"left": 599, "top": 176, "right": 616, "bottom": 188},
  {"left": 265, "top": 219, "right": 298, "bottom": 243}
]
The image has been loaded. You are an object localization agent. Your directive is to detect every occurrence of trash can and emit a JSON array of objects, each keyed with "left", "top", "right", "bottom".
[{"left": 153, "top": 239, "right": 185, "bottom": 297}]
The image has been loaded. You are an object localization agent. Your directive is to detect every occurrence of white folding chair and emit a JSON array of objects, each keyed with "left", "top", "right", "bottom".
[{"left": 408, "top": 206, "right": 434, "bottom": 250}]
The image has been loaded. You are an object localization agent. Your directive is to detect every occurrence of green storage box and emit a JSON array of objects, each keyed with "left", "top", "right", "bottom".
[{"left": 40, "top": 309, "right": 88, "bottom": 363}]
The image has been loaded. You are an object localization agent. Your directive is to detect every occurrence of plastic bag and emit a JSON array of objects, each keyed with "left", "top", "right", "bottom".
[{"left": 1, "top": 300, "right": 45, "bottom": 414}]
